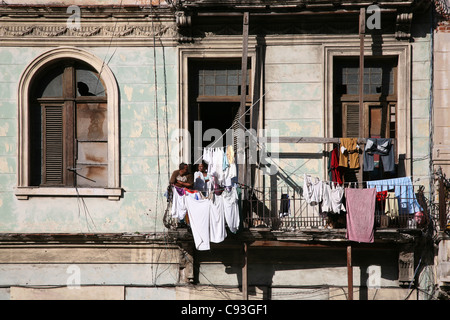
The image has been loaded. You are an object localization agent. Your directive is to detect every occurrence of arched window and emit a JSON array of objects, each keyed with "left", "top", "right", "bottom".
[{"left": 16, "top": 47, "right": 121, "bottom": 200}]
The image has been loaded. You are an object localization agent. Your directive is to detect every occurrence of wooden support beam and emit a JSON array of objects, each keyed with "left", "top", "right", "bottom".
[
  {"left": 347, "top": 245, "right": 353, "bottom": 300},
  {"left": 242, "top": 242, "right": 248, "bottom": 300},
  {"left": 265, "top": 137, "right": 369, "bottom": 144},
  {"left": 358, "top": 7, "right": 366, "bottom": 185},
  {"left": 238, "top": 11, "right": 249, "bottom": 187}
]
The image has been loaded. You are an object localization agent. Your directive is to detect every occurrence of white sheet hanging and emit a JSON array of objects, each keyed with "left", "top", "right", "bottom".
[
  {"left": 185, "top": 196, "right": 211, "bottom": 251},
  {"left": 222, "top": 187, "right": 240, "bottom": 233},
  {"left": 303, "top": 174, "right": 323, "bottom": 206},
  {"left": 171, "top": 187, "right": 187, "bottom": 220},
  {"left": 209, "top": 194, "right": 227, "bottom": 243}
]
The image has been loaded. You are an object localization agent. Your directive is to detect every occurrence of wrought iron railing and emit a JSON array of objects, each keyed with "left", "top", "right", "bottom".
[{"left": 241, "top": 182, "right": 431, "bottom": 231}]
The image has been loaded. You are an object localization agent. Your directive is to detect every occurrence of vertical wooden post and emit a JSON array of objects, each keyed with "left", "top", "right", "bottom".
[
  {"left": 242, "top": 242, "right": 248, "bottom": 300},
  {"left": 358, "top": 7, "right": 365, "bottom": 184},
  {"left": 347, "top": 245, "right": 353, "bottom": 300},
  {"left": 238, "top": 12, "right": 249, "bottom": 187}
]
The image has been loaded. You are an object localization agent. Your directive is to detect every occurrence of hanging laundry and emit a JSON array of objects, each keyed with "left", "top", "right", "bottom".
[
  {"left": 202, "top": 147, "right": 213, "bottom": 165},
  {"left": 185, "top": 196, "right": 211, "bottom": 251},
  {"left": 185, "top": 188, "right": 200, "bottom": 200},
  {"left": 212, "top": 147, "right": 225, "bottom": 184},
  {"left": 363, "top": 138, "right": 395, "bottom": 173},
  {"left": 279, "top": 194, "right": 290, "bottom": 217},
  {"left": 375, "top": 190, "right": 388, "bottom": 215},
  {"left": 366, "top": 177, "right": 422, "bottom": 214},
  {"left": 329, "top": 146, "right": 343, "bottom": 184},
  {"left": 339, "top": 138, "right": 360, "bottom": 169},
  {"left": 223, "top": 146, "right": 237, "bottom": 187},
  {"left": 222, "top": 187, "right": 240, "bottom": 233},
  {"left": 171, "top": 186, "right": 187, "bottom": 220},
  {"left": 209, "top": 194, "right": 227, "bottom": 243},
  {"left": 345, "top": 188, "right": 376, "bottom": 243},
  {"left": 226, "top": 145, "right": 235, "bottom": 164},
  {"left": 303, "top": 174, "right": 323, "bottom": 206},
  {"left": 322, "top": 183, "right": 346, "bottom": 214},
  {"left": 202, "top": 146, "right": 237, "bottom": 188},
  {"left": 385, "top": 191, "right": 399, "bottom": 218}
]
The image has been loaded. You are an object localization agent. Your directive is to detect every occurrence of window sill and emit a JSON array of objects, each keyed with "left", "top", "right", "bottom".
[{"left": 14, "top": 187, "right": 123, "bottom": 201}]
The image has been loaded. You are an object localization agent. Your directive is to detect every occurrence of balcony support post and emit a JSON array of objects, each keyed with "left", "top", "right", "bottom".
[{"left": 347, "top": 245, "right": 353, "bottom": 300}]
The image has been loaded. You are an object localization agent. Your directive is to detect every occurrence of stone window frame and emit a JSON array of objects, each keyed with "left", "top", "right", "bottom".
[
  {"left": 15, "top": 47, "right": 122, "bottom": 200},
  {"left": 177, "top": 45, "right": 258, "bottom": 165}
]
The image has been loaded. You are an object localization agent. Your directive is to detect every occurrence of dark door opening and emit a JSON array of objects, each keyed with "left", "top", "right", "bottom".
[{"left": 198, "top": 102, "right": 240, "bottom": 149}]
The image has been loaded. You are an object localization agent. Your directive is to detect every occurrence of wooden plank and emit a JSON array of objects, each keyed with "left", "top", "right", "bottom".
[{"left": 265, "top": 136, "right": 370, "bottom": 144}]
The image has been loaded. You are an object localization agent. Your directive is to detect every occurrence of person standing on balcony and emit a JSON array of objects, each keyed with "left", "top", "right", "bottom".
[{"left": 193, "top": 161, "right": 211, "bottom": 195}]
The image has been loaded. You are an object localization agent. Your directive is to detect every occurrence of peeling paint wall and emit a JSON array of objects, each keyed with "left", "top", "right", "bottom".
[
  {"left": 0, "top": 46, "right": 178, "bottom": 233},
  {"left": 264, "top": 44, "right": 324, "bottom": 187}
]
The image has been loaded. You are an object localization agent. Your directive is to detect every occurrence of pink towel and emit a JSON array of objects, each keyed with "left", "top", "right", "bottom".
[{"left": 345, "top": 188, "right": 376, "bottom": 243}]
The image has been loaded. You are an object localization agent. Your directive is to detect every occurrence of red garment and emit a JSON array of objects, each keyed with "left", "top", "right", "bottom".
[
  {"left": 376, "top": 191, "right": 388, "bottom": 202},
  {"left": 330, "top": 147, "right": 343, "bottom": 184}
]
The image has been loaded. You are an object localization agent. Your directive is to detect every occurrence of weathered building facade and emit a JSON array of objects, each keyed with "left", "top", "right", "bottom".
[{"left": 0, "top": 0, "right": 448, "bottom": 300}]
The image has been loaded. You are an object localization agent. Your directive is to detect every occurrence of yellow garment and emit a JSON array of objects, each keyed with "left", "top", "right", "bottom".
[
  {"left": 339, "top": 138, "right": 360, "bottom": 169},
  {"left": 226, "top": 145, "right": 235, "bottom": 164},
  {"left": 385, "top": 191, "right": 399, "bottom": 218}
]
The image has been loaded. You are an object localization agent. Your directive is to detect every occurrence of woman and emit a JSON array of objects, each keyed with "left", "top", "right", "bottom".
[{"left": 194, "top": 162, "right": 211, "bottom": 195}]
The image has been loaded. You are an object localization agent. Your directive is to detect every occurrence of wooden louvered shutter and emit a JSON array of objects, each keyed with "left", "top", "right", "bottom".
[
  {"left": 342, "top": 103, "right": 360, "bottom": 138},
  {"left": 42, "top": 105, "right": 64, "bottom": 185}
]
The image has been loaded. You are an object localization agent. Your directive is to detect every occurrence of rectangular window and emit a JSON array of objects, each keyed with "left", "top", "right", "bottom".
[
  {"left": 188, "top": 58, "right": 251, "bottom": 163},
  {"left": 334, "top": 56, "right": 398, "bottom": 179}
]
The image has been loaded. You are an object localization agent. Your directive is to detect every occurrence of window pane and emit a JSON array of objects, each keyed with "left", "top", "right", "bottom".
[
  {"left": 76, "top": 164, "right": 108, "bottom": 187},
  {"left": 77, "top": 142, "right": 108, "bottom": 164},
  {"left": 37, "top": 68, "right": 64, "bottom": 98},
  {"left": 76, "top": 69, "right": 106, "bottom": 97},
  {"left": 194, "top": 60, "right": 250, "bottom": 97},
  {"left": 216, "top": 85, "right": 227, "bottom": 96},
  {"left": 227, "top": 85, "right": 238, "bottom": 96},
  {"left": 216, "top": 75, "right": 227, "bottom": 85},
  {"left": 76, "top": 103, "right": 108, "bottom": 141},
  {"left": 204, "top": 85, "right": 214, "bottom": 96}
]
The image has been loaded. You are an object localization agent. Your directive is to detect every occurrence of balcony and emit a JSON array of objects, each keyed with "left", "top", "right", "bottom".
[
  {"left": 164, "top": 178, "right": 436, "bottom": 246},
  {"left": 242, "top": 182, "right": 430, "bottom": 233}
]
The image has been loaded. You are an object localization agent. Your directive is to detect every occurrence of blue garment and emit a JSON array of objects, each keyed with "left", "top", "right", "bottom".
[
  {"left": 222, "top": 150, "right": 229, "bottom": 171},
  {"left": 363, "top": 138, "right": 395, "bottom": 173},
  {"left": 366, "top": 177, "right": 422, "bottom": 214}
]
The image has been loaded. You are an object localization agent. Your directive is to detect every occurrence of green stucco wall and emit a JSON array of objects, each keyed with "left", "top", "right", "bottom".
[{"left": 0, "top": 46, "right": 178, "bottom": 233}]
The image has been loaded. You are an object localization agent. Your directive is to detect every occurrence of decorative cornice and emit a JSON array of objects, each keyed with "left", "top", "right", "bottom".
[{"left": 0, "top": 22, "right": 179, "bottom": 39}]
